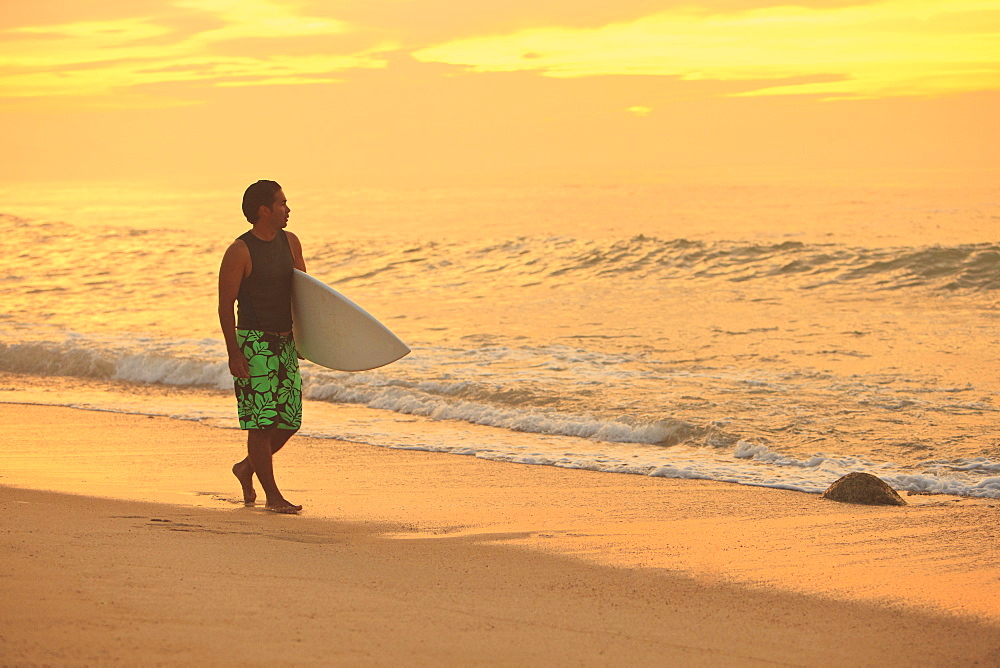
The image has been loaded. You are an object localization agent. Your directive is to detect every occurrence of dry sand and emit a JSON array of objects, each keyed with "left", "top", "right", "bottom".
[{"left": 2, "top": 403, "right": 1000, "bottom": 665}]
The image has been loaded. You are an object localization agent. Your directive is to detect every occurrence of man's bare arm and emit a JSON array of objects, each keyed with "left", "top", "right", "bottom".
[
  {"left": 218, "top": 240, "right": 251, "bottom": 378},
  {"left": 286, "top": 231, "right": 307, "bottom": 273}
]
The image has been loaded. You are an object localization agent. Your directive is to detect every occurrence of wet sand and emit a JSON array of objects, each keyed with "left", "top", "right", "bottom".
[{"left": 2, "top": 404, "right": 1000, "bottom": 664}]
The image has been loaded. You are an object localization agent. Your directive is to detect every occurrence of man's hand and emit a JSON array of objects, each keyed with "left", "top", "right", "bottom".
[{"left": 229, "top": 350, "right": 250, "bottom": 378}]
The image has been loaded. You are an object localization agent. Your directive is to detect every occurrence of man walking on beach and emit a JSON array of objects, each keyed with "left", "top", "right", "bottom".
[{"left": 218, "top": 180, "right": 306, "bottom": 514}]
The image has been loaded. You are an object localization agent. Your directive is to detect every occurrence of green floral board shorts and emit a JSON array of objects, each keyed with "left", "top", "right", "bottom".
[{"left": 233, "top": 329, "right": 302, "bottom": 430}]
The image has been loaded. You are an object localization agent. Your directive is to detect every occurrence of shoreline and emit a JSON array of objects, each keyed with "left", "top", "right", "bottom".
[
  {"left": 3, "top": 403, "right": 1000, "bottom": 663},
  {"left": 4, "top": 359, "right": 1000, "bottom": 500}
]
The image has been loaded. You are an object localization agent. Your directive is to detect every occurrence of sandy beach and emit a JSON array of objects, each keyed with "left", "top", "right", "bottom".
[
  {"left": 5, "top": 0, "right": 999, "bottom": 662},
  {"left": 2, "top": 403, "right": 1000, "bottom": 665}
]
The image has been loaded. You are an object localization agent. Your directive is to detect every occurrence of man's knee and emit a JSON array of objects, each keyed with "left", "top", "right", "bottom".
[{"left": 273, "top": 427, "right": 298, "bottom": 444}]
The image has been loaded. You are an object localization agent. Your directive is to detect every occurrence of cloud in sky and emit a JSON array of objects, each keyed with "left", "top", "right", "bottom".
[
  {"left": 413, "top": 0, "right": 1000, "bottom": 100},
  {"left": 2, "top": 0, "right": 997, "bottom": 108},
  {"left": 0, "top": 0, "right": 390, "bottom": 105}
]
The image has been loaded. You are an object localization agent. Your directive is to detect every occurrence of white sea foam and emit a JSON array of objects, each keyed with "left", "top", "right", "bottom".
[
  {"left": 7, "top": 370, "right": 1000, "bottom": 500},
  {"left": 3, "top": 327, "right": 1000, "bottom": 500},
  {"left": 114, "top": 354, "right": 230, "bottom": 388},
  {"left": 306, "top": 377, "right": 690, "bottom": 445}
]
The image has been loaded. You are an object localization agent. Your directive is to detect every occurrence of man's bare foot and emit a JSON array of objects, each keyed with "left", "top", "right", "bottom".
[
  {"left": 264, "top": 500, "right": 302, "bottom": 514},
  {"left": 232, "top": 462, "right": 256, "bottom": 505}
]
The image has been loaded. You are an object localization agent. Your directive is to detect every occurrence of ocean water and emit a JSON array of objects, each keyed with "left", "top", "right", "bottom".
[{"left": 3, "top": 176, "right": 1000, "bottom": 498}]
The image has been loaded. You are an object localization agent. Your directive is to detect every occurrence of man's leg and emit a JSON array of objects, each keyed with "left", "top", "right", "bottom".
[
  {"left": 247, "top": 428, "right": 301, "bottom": 512},
  {"left": 232, "top": 428, "right": 298, "bottom": 506},
  {"left": 230, "top": 330, "right": 302, "bottom": 511}
]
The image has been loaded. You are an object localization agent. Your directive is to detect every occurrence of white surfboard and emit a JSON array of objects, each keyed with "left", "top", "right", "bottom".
[{"left": 291, "top": 269, "right": 410, "bottom": 372}]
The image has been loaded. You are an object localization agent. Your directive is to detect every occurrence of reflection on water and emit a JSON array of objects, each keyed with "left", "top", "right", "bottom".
[{"left": 2, "top": 175, "right": 999, "bottom": 497}]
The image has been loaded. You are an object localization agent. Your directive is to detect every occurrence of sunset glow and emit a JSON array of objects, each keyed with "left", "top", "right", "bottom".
[
  {"left": 3, "top": 4, "right": 1000, "bottom": 662},
  {"left": 1, "top": 0, "right": 997, "bottom": 184}
]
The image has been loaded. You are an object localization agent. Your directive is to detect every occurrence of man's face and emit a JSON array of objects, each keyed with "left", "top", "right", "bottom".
[{"left": 260, "top": 189, "right": 290, "bottom": 226}]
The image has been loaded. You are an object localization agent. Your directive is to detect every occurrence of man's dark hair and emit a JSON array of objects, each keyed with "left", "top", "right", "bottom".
[{"left": 242, "top": 180, "right": 282, "bottom": 223}]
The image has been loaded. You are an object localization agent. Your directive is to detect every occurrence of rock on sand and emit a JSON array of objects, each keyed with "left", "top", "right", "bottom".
[{"left": 821, "top": 472, "right": 907, "bottom": 506}]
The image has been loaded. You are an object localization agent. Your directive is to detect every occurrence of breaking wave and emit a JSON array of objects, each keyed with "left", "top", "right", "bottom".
[{"left": 310, "top": 235, "right": 1000, "bottom": 293}]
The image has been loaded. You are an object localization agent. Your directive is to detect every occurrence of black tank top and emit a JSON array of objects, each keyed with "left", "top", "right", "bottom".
[{"left": 236, "top": 229, "right": 294, "bottom": 332}]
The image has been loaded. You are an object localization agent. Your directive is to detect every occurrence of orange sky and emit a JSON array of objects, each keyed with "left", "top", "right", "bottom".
[{"left": 1, "top": 0, "right": 997, "bottom": 187}]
